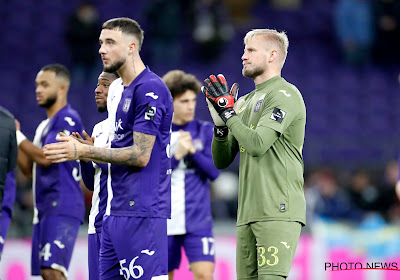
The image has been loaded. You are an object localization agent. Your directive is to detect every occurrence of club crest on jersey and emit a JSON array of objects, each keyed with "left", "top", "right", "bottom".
[
  {"left": 270, "top": 107, "right": 286, "bottom": 123},
  {"left": 145, "top": 106, "right": 156, "bottom": 121},
  {"left": 193, "top": 139, "right": 204, "bottom": 151},
  {"left": 123, "top": 98, "right": 131, "bottom": 112},
  {"left": 254, "top": 99, "right": 263, "bottom": 112}
]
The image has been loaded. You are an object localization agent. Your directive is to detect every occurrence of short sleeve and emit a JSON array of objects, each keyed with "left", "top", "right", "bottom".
[{"left": 132, "top": 82, "right": 168, "bottom": 136}]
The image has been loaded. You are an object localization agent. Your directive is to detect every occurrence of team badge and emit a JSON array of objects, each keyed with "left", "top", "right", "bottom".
[
  {"left": 270, "top": 107, "right": 286, "bottom": 123},
  {"left": 254, "top": 99, "right": 263, "bottom": 112},
  {"left": 193, "top": 139, "right": 203, "bottom": 151},
  {"left": 145, "top": 106, "right": 156, "bottom": 120},
  {"left": 123, "top": 98, "right": 131, "bottom": 112}
]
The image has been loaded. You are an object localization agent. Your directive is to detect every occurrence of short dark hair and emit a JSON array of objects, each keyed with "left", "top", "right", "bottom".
[
  {"left": 109, "top": 71, "right": 119, "bottom": 79},
  {"left": 102, "top": 17, "right": 144, "bottom": 51},
  {"left": 41, "top": 64, "right": 70, "bottom": 82},
  {"left": 162, "top": 70, "right": 202, "bottom": 99}
]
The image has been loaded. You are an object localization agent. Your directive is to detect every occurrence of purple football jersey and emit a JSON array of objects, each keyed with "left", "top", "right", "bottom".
[
  {"left": 33, "top": 105, "right": 85, "bottom": 222},
  {"left": 108, "top": 67, "right": 173, "bottom": 218},
  {"left": 168, "top": 120, "right": 219, "bottom": 235}
]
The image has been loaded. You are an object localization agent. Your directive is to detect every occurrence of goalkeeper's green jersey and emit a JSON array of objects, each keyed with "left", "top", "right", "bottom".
[{"left": 212, "top": 76, "right": 306, "bottom": 226}]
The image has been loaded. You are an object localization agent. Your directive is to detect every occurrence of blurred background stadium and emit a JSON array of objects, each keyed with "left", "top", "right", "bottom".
[{"left": 1, "top": 0, "right": 400, "bottom": 279}]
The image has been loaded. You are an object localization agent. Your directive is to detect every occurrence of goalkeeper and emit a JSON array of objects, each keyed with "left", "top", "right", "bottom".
[{"left": 202, "top": 29, "right": 306, "bottom": 280}]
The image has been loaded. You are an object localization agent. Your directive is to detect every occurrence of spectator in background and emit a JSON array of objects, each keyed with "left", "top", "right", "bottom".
[
  {"left": 144, "top": 0, "right": 183, "bottom": 67},
  {"left": 347, "top": 169, "right": 381, "bottom": 214},
  {"left": 65, "top": 2, "right": 101, "bottom": 85},
  {"left": 306, "top": 169, "right": 363, "bottom": 222},
  {"left": 379, "top": 160, "right": 398, "bottom": 221},
  {"left": 192, "top": 0, "right": 234, "bottom": 61},
  {"left": 372, "top": 0, "right": 400, "bottom": 66},
  {"left": 333, "top": 0, "right": 374, "bottom": 67}
]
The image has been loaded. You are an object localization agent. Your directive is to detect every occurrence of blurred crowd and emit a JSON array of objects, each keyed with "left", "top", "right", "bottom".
[{"left": 6, "top": 0, "right": 400, "bottom": 237}]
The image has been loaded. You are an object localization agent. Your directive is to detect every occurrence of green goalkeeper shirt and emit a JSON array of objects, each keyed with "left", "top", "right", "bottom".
[{"left": 212, "top": 76, "right": 306, "bottom": 226}]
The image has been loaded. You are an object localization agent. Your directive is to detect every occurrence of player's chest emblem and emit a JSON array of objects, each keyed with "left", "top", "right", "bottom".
[
  {"left": 123, "top": 98, "right": 131, "bottom": 112},
  {"left": 193, "top": 139, "right": 203, "bottom": 151},
  {"left": 254, "top": 99, "right": 264, "bottom": 113}
]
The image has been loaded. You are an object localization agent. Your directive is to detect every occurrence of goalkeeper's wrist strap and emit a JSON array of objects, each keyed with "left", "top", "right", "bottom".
[
  {"left": 220, "top": 108, "right": 237, "bottom": 123},
  {"left": 214, "top": 126, "right": 229, "bottom": 138},
  {"left": 16, "top": 130, "right": 27, "bottom": 146}
]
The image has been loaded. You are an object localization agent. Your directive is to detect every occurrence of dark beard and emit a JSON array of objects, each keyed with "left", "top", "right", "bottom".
[
  {"left": 242, "top": 66, "right": 264, "bottom": 79},
  {"left": 104, "top": 59, "right": 125, "bottom": 74},
  {"left": 97, "top": 105, "right": 107, "bottom": 113},
  {"left": 39, "top": 95, "right": 57, "bottom": 108}
]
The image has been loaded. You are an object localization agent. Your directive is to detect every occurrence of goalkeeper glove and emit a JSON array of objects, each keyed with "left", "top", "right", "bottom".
[{"left": 201, "top": 74, "right": 239, "bottom": 123}]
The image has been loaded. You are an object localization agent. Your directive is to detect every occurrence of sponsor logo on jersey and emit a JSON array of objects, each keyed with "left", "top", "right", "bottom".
[
  {"left": 145, "top": 106, "right": 156, "bottom": 120},
  {"left": 141, "top": 249, "right": 155, "bottom": 256},
  {"left": 145, "top": 92, "right": 158, "bottom": 99},
  {"left": 115, "top": 119, "right": 123, "bottom": 131},
  {"left": 64, "top": 117, "right": 76, "bottom": 126},
  {"left": 123, "top": 98, "right": 131, "bottom": 112},
  {"left": 254, "top": 99, "right": 263, "bottom": 112},
  {"left": 54, "top": 240, "right": 65, "bottom": 249},
  {"left": 279, "top": 89, "right": 291, "bottom": 97},
  {"left": 270, "top": 108, "right": 286, "bottom": 123},
  {"left": 280, "top": 203, "right": 286, "bottom": 211},
  {"left": 280, "top": 241, "right": 290, "bottom": 249}
]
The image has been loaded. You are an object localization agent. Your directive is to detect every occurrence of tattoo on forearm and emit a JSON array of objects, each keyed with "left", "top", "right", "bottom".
[
  {"left": 85, "top": 132, "right": 156, "bottom": 166},
  {"left": 73, "top": 143, "right": 77, "bottom": 159}
]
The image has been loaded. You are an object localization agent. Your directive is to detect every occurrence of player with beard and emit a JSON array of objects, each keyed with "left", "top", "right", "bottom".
[
  {"left": 43, "top": 18, "right": 173, "bottom": 280},
  {"left": 69, "top": 71, "right": 118, "bottom": 280},
  {"left": 201, "top": 29, "right": 306, "bottom": 280},
  {"left": 16, "top": 64, "right": 84, "bottom": 280}
]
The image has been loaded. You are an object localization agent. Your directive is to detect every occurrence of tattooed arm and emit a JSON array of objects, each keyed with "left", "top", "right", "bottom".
[{"left": 43, "top": 132, "right": 156, "bottom": 167}]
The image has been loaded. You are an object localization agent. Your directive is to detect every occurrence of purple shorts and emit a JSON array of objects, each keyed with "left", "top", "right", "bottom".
[
  {"left": 99, "top": 215, "right": 168, "bottom": 279},
  {"left": 168, "top": 228, "right": 215, "bottom": 272},
  {"left": 88, "top": 232, "right": 102, "bottom": 280},
  {"left": 31, "top": 215, "right": 81, "bottom": 278}
]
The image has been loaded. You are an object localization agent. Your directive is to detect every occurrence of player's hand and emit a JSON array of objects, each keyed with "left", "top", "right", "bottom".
[
  {"left": 174, "top": 131, "right": 195, "bottom": 160},
  {"left": 71, "top": 130, "right": 95, "bottom": 146},
  {"left": 205, "top": 99, "right": 225, "bottom": 126},
  {"left": 201, "top": 74, "right": 239, "bottom": 123},
  {"left": 43, "top": 135, "right": 82, "bottom": 163}
]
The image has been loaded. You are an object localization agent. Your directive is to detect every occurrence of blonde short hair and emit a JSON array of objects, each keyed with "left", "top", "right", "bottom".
[{"left": 244, "top": 29, "right": 289, "bottom": 68}]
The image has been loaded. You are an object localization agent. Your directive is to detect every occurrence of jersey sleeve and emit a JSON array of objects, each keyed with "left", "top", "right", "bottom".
[
  {"left": 257, "top": 88, "right": 302, "bottom": 134},
  {"left": 132, "top": 82, "right": 168, "bottom": 136},
  {"left": 80, "top": 161, "right": 95, "bottom": 191},
  {"left": 190, "top": 123, "right": 220, "bottom": 180}
]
